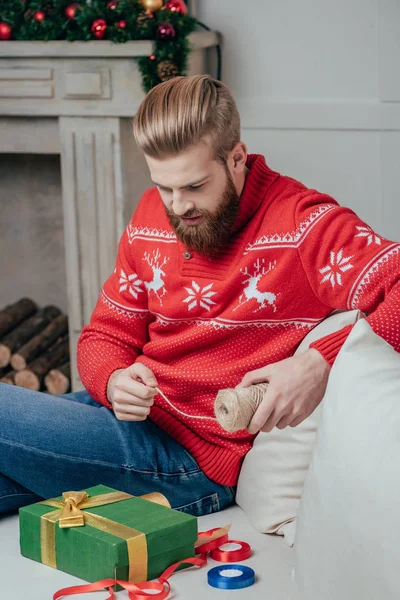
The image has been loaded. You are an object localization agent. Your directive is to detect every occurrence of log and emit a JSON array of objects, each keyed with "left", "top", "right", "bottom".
[
  {"left": 45, "top": 361, "right": 71, "bottom": 395},
  {"left": 0, "top": 298, "right": 37, "bottom": 338},
  {"left": 0, "top": 370, "right": 17, "bottom": 385},
  {"left": 11, "top": 314, "right": 68, "bottom": 371},
  {"left": 0, "top": 305, "right": 61, "bottom": 368},
  {"left": 14, "top": 337, "right": 70, "bottom": 391}
]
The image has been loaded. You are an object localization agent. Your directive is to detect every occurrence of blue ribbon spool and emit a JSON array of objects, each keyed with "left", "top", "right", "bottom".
[{"left": 207, "top": 565, "right": 255, "bottom": 590}]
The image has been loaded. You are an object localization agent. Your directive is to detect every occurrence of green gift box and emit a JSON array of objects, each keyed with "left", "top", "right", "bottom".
[{"left": 19, "top": 484, "right": 198, "bottom": 587}]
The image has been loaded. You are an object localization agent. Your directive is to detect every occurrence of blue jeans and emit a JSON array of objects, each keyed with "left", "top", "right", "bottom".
[{"left": 0, "top": 384, "right": 235, "bottom": 517}]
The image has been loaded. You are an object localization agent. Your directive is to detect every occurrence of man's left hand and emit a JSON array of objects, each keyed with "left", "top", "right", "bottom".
[{"left": 237, "top": 349, "right": 331, "bottom": 435}]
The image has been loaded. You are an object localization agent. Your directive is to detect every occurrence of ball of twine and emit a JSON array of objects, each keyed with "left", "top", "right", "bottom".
[{"left": 214, "top": 383, "right": 269, "bottom": 432}]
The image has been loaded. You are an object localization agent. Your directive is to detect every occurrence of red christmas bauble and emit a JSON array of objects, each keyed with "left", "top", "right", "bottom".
[
  {"left": 65, "top": 3, "right": 80, "bottom": 19},
  {"left": 34, "top": 10, "right": 46, "bottom": 22},
  {"left": 91, "top": 19, "right": 107, "bottom": 39},
  {"left": 164, "top": 0, "right": 187, "bottom": 15},
  {"left": 0, "top": 22, "right": 12, "bottom": 40},
  {"left": 157, "top": 21, "right": 175, "bottom": 40},
  {"left": 117, "top": 20, "right": 127, "bottom": 29},
  {"left": 107, "top": 0, "right": 119, "bottom": 9}
]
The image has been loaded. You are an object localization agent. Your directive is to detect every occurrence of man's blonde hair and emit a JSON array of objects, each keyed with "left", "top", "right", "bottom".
[{"left": 133, "top": 75, "right": 240, "bottom": 164}]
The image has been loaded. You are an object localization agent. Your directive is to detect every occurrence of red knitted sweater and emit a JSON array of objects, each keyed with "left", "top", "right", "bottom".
[{"left": 77, "top": 154, "right": 400, "bottom": 486}]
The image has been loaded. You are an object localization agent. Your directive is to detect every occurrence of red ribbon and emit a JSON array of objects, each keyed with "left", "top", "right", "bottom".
[
  {"left": 53, "top": 527, "right": 251, "bottom": 600},
  {"left": 210, "top": 540, "right": 252, "bottom": 562},
  {"left": 194, "top": 527, "right": 230, "bottom": 556},
  {"left": 53, "top": 557, "right": 206, "bottom": 600}
]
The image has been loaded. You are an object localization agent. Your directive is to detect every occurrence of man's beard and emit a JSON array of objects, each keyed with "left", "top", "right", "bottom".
[{"left": 165, "top": 169, "right": 240, "bottom": 256}]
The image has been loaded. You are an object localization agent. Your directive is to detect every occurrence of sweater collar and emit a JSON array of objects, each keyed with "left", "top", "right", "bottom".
[{"left": 233, "top": 154, "right": 280, "bottom": 232}]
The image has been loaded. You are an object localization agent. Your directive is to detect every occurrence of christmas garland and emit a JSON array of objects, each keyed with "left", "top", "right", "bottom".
[{"left": 0, "top": 0, "right": 198, "bottom": 92}]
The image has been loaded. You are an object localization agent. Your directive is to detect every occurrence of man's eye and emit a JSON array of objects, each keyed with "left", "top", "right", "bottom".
[{"left": 188, "top": 185, "right": 203, "bottom": 191}]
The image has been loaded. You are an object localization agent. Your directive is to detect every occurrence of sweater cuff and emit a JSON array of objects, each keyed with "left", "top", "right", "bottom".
[{"left": 309, "top": 323, "right": 354, "bottom": 366}]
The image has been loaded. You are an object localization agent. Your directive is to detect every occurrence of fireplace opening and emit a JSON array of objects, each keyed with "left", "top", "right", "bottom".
[{"left": 0, "top": 154, "right": 70, "bottom": 394}]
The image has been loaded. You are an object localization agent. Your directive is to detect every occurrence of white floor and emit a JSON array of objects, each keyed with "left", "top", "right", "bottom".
[{"left": 0, "top": 505, "right": 297, "bottom": 599}]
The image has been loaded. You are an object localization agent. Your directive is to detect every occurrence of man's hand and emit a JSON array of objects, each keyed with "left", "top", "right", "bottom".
[
  {"left": 237, "top": 349, "right": 331, "bottom": 435},
  {"left": 107, "top": 363, "right": 158, "bottom": 421}
]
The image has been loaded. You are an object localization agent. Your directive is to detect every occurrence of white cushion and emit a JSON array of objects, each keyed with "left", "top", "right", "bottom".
[
  {"left": 294, "top": 319, "right": 400, "bottom": 600},
  {"left": 236, "top": 309, "right": 362, "bottom": 546}
]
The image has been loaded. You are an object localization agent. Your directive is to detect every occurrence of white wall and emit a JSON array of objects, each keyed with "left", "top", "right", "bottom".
[{"left": 199, "top": 0, "right": 400, "bottom": 241}]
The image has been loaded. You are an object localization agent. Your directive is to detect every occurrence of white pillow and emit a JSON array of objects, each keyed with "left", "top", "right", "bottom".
[
  {"left": 294, "top": 319, "right": 400, "bottom": 600},
  {"left": 236, "top": 309, "right": 362, "bottom": 546}
]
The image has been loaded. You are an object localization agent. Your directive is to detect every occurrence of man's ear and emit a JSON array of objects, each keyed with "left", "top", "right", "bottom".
[{"left": 230, "top": 142, "right": 247, "bottom": 172}]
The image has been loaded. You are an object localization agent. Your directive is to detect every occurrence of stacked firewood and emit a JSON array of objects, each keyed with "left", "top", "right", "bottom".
[{"left": 0, "top": 298, "right": 71, "bottom": 395}]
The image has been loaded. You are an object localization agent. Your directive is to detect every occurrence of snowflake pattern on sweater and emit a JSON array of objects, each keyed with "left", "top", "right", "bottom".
[
  {"left": 183, "top": 281, "right": 217, "bottom": 311},
  {"left": 78, "top": 154, "right": 400, "bottom": 486},
  {"left": 319, "top": 249, "right": 354, "bottom": 288}
]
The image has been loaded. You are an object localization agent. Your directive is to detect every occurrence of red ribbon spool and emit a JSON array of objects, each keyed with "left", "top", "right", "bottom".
[{"left": 210, "top": 540, "right": 252, "bottom": 562}]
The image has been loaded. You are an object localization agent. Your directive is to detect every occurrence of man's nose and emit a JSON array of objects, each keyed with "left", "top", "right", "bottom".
[{"left": 172, "top": 192, "right": 194, "bottom": 217}]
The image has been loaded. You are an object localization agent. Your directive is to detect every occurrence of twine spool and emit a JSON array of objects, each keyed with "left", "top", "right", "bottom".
[{"left": 214, "top": 383, "right": 269, "bottom": 432}]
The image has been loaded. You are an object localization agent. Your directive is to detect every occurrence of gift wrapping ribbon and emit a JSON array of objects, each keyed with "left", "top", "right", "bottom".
[
  {"left": 209, "top": 540, "right": 252, "bottom": 562},
  {"left": 53, "top": 526, "right": 252, "bottom": 599},
  {"left": 194, "top": 527, "right": 251, "bottom": 562},
  {"left": 53, "top": 556, "right": 207, "bottom": 600},
  {"left": 194, "top": 525, "right": 231, "bottom": 555},
  {"left": 38, "top": 490, "right": 170, "bottom": 584}
]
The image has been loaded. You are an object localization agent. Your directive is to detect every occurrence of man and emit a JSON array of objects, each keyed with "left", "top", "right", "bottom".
[{"left": 0, "top": 75, "right": 399, "bottom": 517}]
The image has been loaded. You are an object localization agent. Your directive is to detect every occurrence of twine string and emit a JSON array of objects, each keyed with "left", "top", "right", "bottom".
[
  {"left": 155, "top": 383, "right": 269, "bottom": 432},
  {"left": 214, "top": 383, "right": 269, "bottom": 432}
]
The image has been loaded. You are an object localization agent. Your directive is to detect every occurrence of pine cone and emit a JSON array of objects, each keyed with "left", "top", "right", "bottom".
[
  {"left": 157, "top": 60, "right": 179, "bottom": 81},
  {"left": 137, "top": 10, "right": 154, "bottom": 27}
]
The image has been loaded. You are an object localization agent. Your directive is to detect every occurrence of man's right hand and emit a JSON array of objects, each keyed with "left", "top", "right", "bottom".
[{"left": 107, "top": 363, "right": 158, "bottom": 422}]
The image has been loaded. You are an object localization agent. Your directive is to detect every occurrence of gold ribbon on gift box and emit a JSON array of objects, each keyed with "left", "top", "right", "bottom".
[{"left": 38, "top": 490, "right": 171, "bottom": 583}]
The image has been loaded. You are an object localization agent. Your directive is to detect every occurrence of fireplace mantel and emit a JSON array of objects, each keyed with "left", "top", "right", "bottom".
[{"left": 0, "top": 31, "right": 220, "bottom": 390}]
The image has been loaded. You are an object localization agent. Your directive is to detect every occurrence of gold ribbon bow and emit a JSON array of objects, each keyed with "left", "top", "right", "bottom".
[
  {"left": 38, "top": 490, "right": 171, "bottom": 583},
  {"left": 58, "top": 490, "right": 90, "bottom": 527}
]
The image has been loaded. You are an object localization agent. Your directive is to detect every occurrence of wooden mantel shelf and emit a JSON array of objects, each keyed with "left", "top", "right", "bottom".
[
  {"left": 0, "top": 31, "right": 220, "bottom": 58},
  {"left": 0, "top": 30, "right": 220, "bottom": 117},
  {"left": 0, "top": 30, "right": 220, "bottom": 390}
]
